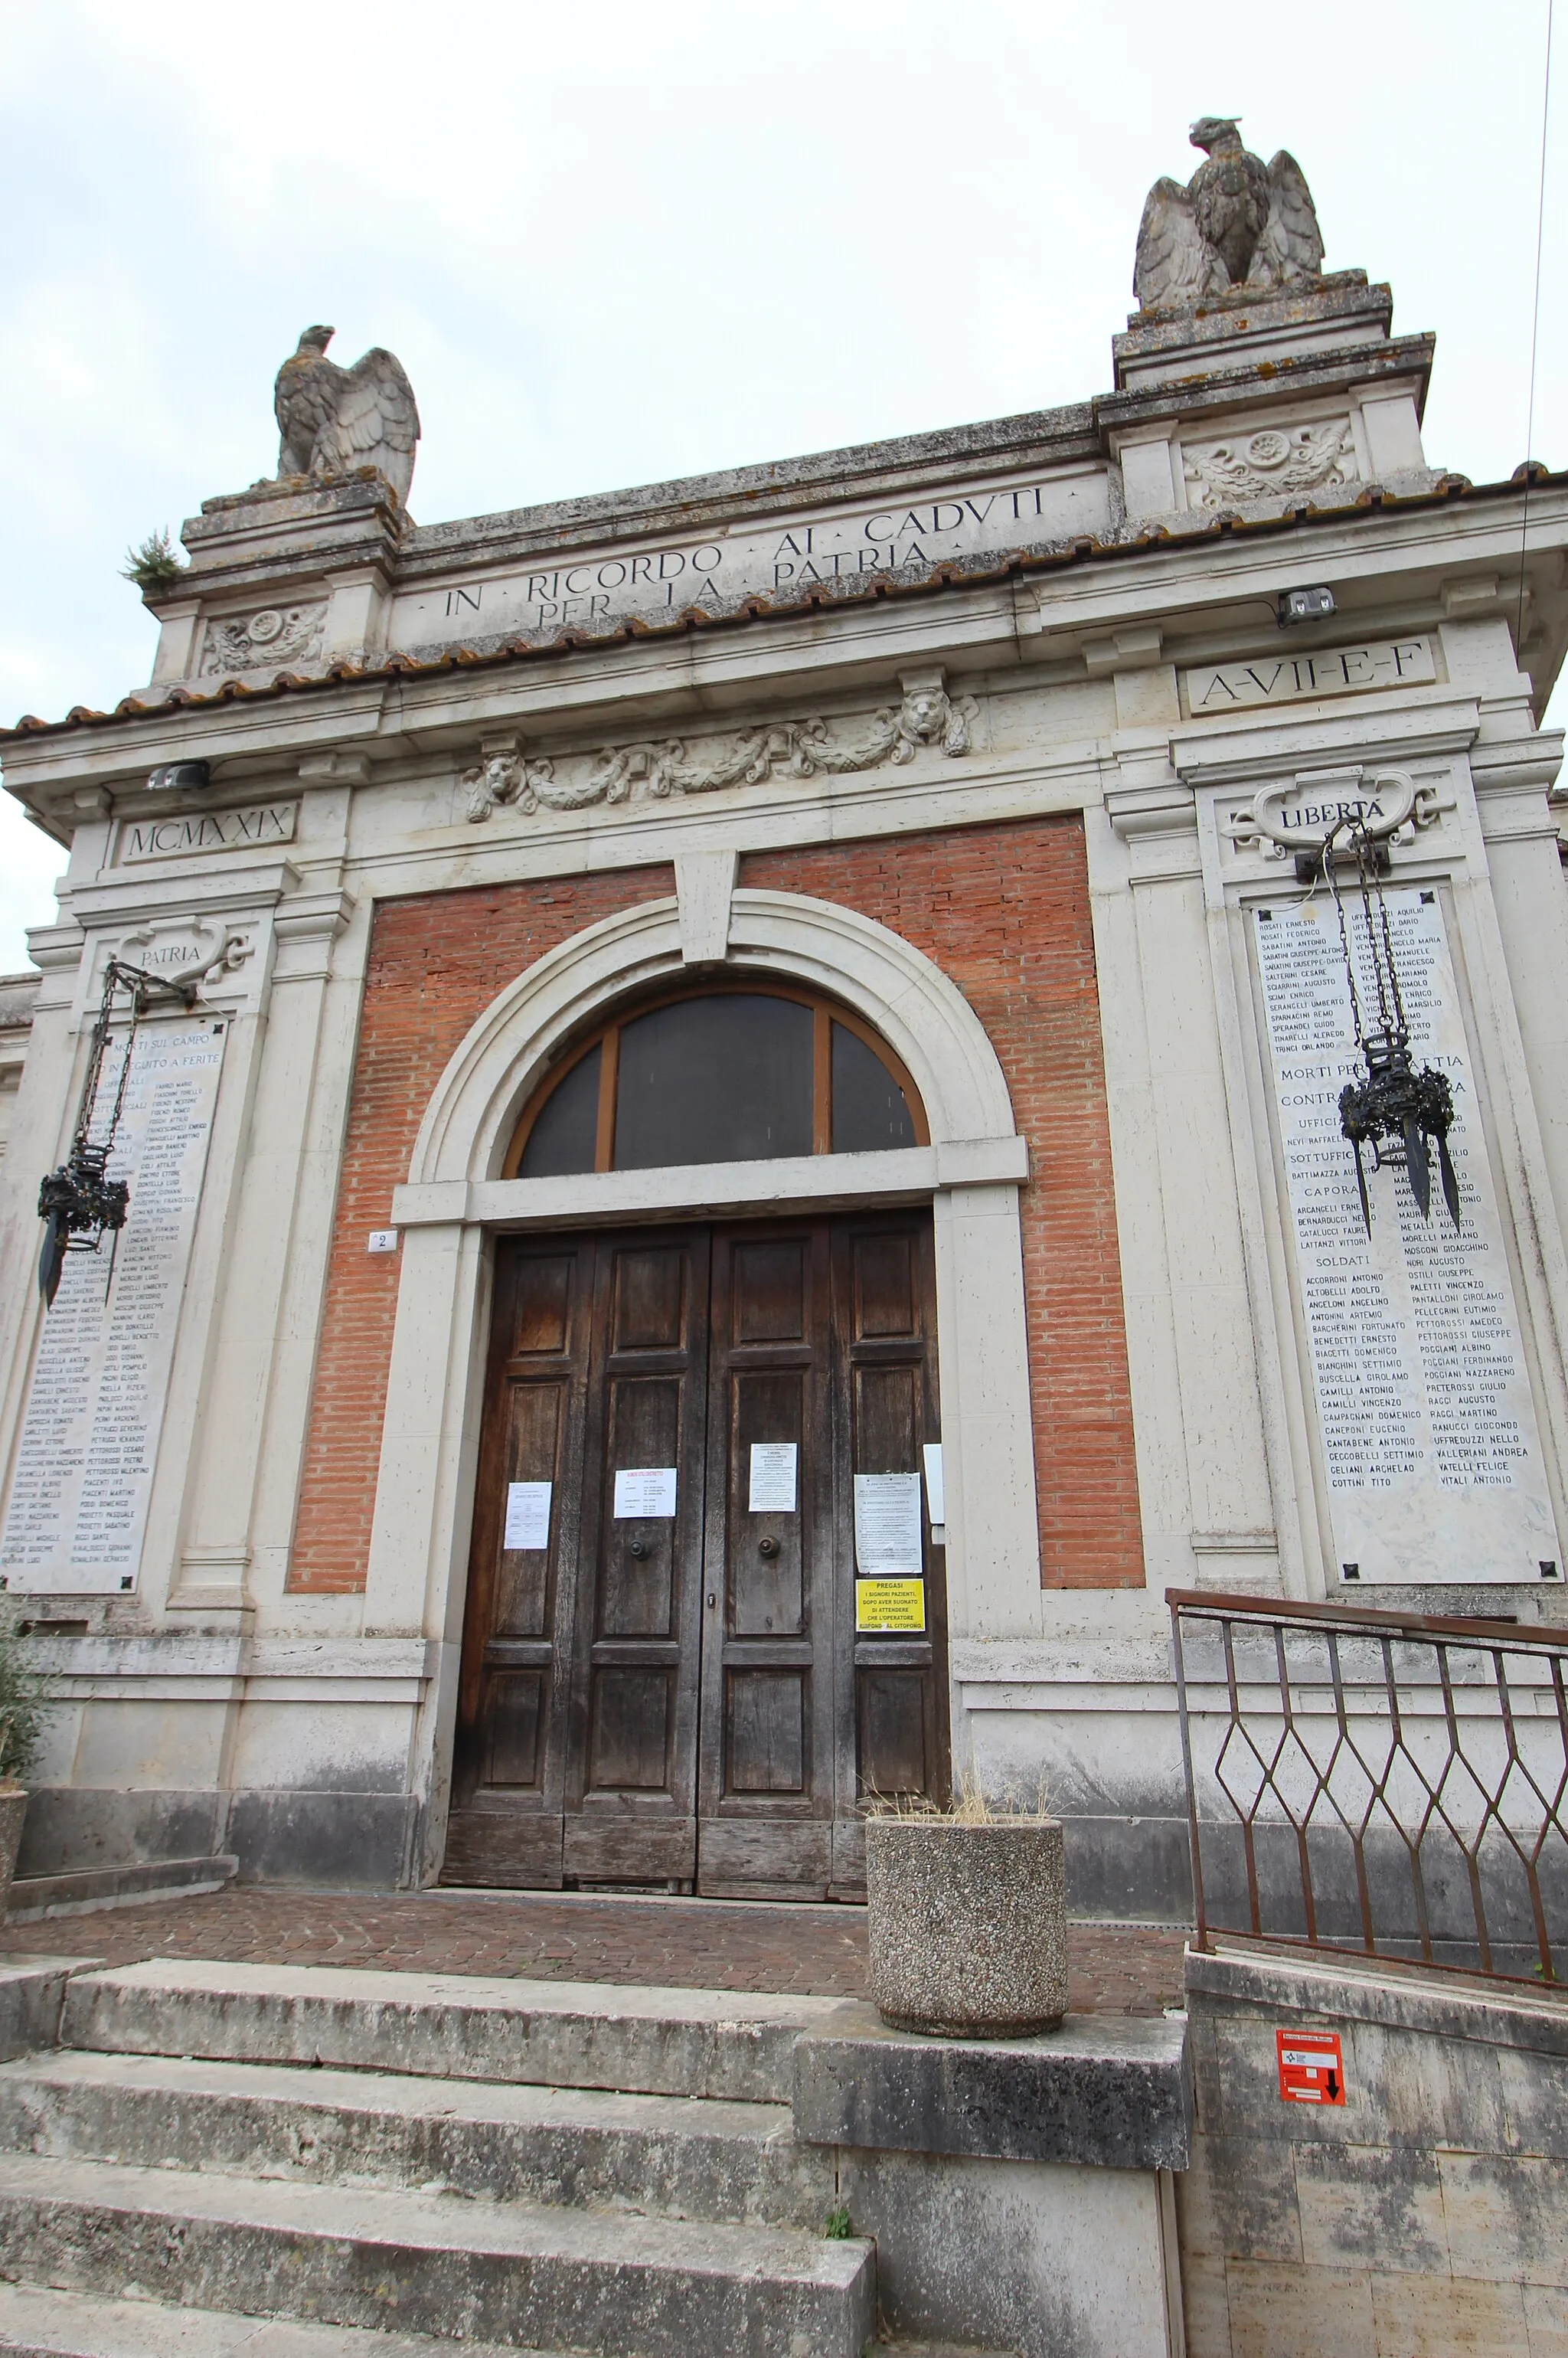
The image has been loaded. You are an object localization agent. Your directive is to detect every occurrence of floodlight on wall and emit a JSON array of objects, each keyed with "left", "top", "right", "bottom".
[
  {"left": 1276, "top": 584, "right": 1336, "bottom": 626},
  {"left": 147, "top": 761, "right": 211, "bottom": 793}
]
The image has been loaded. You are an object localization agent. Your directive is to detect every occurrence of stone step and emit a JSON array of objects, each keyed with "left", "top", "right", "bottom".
[
  {"left": 60, "top": 1961, "right": 840, "bottom": 2103},
  {"left": 0, "top": 2151, "right": 875, "bottom": 2358},
  {"left": 0, "top": 2279, "right": 547, "bottom": 2356},
  {"left": 0, "top": 2048, "right": 835, "bottom": 2227},
  {"left": 0, "top": 2284, "right": 1013, "bottom": 2358},
  {"left": 5, "top": 1856, "right": 237, "bottom": 1926}
]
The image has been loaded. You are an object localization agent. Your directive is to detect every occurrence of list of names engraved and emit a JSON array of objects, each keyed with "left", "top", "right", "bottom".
[
  {"left": 1255, "top": 894, "right": 1559, "bottom": 1583},
  {"left": 0, "top": 1022, "right": 226, "bottom": 1594}
]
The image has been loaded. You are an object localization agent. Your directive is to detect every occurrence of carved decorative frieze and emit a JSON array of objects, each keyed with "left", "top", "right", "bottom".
[
  {"left": 1182, "top": 420, "right": 1354, "bottom": 509},
  {"left": 461, "top": 679, "right": 979, "bottom": 824},
  {"left": 198, "top": 603, "right": 328, "bottom": 678}
]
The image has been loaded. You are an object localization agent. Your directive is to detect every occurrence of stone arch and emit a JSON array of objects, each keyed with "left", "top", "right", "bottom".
[{"left": 406, "top": 887, "right": 1018, "bottom": 1187}]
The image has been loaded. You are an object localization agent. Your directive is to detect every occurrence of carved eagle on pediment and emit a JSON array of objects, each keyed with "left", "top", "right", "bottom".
[
  {"left": 1134, "top": 118, "right": 1325, "bottom": 312},
  {"left": 273, "top": 325, "right": 421, "bottom": 506}
]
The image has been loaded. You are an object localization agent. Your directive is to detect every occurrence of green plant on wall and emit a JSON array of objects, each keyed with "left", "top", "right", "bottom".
[
  {"left": 120, "top": 528, "right": 185, "bottom": 591},
  {"left": 0, "top": 1605, "right": 51, "bottom": 1787}
]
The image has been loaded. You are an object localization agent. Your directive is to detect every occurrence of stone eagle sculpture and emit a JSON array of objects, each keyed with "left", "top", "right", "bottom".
[
  {"left": 273, "top": 325, "right": 421, "bottom": 505},
  {"left": 1134, "top": 118, "right": 1325, "bottom": 312}
]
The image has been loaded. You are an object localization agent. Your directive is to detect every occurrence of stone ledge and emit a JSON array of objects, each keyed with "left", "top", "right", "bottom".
[
  {"left": 6, "top": 1856, "right": 237, "bottom": 1925},
  {"left": 790, "top": 2001, "right": 1191, "bottom": 2169},
  {"left": 1189, "top": 1940, "right": 1568, "bottom": 2055}
]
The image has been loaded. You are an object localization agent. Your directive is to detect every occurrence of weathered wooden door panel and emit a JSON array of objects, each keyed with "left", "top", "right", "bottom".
[
  {"left": 445, "top": 1241, "right": 593, "bottom": 1888},
  {"left": 831, "top": 1215, "right": 947, "bottom": 1872},
  {"left": 696, "top": 1222, "right": 834, "bottom": 1896},
  {"left": 564, "top": 1230, "right": 708, "bottom": 1886}
]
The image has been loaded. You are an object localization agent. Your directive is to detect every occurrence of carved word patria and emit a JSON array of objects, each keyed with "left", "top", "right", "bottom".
[
  {"left": 116, "top": 917, "right": 257, "bottom": 989},
  {"left": 1183, "top": 420, "right": 1354, "bottom": 509},
  {"left": 461, "top": 680, "right": 979, "bottom": 823},
  {"left": 199, "top": 604, "right": 327, "bottom": 678},
  {"left": 1184, "top": 636, "right": 1436, "bottom": 715},
  {"left": 119, "top": 804, "right": 298, "bottom": 862}
]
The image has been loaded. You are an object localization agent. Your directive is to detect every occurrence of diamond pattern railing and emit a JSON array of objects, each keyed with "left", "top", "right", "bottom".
[{"left": 1171, "top": 1589, "right": 1568, "bottom": 1984}]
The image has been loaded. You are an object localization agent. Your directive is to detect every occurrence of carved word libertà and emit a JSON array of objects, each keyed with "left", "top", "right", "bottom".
[
  {"left": 460, "top": 679, "right": 979, "bottom": 823},
  {"left": 1222, "top": 766, "right": 1456, "bottom": 860}
]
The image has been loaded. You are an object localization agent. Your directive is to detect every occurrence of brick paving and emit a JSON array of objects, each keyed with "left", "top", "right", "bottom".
[{"left": 2, "top": 1887, "right": 1188, "bottom": 2014}]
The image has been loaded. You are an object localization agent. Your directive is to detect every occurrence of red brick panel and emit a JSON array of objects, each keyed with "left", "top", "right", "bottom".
[
  {"left": 740, "top": 821, "right": 1143, "bottom": 1590},
  {"left": 288, "top": 867, "right": 674, "bottom": 1594}
]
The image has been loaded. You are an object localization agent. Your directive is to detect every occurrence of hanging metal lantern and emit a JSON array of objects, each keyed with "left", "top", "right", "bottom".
[
  {"left": 1321, "top": 818, "right": 1461, "bottom": 1237},
  {"left": 37, "top": 959, "right": 195, "bottom": 1308}
]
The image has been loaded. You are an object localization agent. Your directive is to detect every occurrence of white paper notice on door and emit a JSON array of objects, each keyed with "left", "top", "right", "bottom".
[
  {"left": 854, "top": 1473, "right": 923, "bottom": 1575},
  {"left": 613, "top": 1467, "right": 678, "bottom": 1519},
  {"left": 748, "top": 1442, "right": 798, "bottom": 1513},
  {"left": 922, "top": 1443, "right": 945, "bottom": 1525},
  {"left": 504, "top": 1481, "right": 552, "bottom": 1550}
]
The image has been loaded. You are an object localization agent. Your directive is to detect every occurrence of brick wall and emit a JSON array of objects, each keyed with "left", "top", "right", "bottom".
[
  {"left": 289, "top": 816, "right": 1142, "bottom": 1594},
  {"left": 741, "top": 819, "right": 1142, "bottom": 1590},
  {"left": 287, "top": 865, "right": 674, "bottom": 1593}
]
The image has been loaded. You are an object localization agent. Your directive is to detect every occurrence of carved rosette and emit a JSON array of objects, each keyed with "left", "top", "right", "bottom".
[
  {"left": 198, "top": 603, "right": 328, "bottom": 679},
  {"left": 1183, "top": 420, "right": 1354, "bottom": 509},
  {"left": 462, "top": 681, "right": 980, "bottom": 824}
]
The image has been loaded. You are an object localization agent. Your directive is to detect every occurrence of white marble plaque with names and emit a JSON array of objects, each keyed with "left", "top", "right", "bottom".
[
  {"left": 1255, "top": 894, "right": 1559, "bottom": 1583},
  {"left": 0, "top": 1021, "right": 227, "bottom": 1594}
]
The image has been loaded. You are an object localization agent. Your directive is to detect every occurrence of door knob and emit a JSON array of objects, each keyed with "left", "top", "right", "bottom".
[
  {"left": 758, "top": 1535, "right": 780, "bottom": 1558},
  {"left": 629, "top": 1538, "right": 650, "bottom": 1559}
]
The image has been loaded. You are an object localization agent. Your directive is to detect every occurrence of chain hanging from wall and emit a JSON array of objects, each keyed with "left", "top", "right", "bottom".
[
  {"left": 36, "top": 958, "right": 197, "bottom": 1309},
  {"left": 1318, "top": 817, "right": 1461, "bottom": 1237}
]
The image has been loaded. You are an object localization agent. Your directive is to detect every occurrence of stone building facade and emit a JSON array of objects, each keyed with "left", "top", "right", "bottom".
[{"left": 3, "top": 173, "right": 1567, "bottom": 1908}]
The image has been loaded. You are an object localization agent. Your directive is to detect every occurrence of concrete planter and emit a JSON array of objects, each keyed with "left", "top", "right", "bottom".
[
  {"left": 865, "top": 1816, "right": 1069, "bottom": 2038},
  {"left": 0, "top": 1791, "right": 27, "bottom": 1921}
]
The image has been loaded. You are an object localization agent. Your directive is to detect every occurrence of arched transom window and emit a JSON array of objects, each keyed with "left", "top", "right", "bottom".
[{"left": 505, "top": 984, "right": 928, "bottom": 1177}]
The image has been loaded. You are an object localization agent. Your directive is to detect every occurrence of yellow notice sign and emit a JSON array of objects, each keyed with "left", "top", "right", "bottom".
[{"left": 855, "top": 1578, "right": 926, "bottom": 1633}]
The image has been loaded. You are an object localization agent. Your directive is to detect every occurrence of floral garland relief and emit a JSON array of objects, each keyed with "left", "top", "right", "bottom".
[{"left": 460, "top": 679, "right": 980, "bottom": 823}]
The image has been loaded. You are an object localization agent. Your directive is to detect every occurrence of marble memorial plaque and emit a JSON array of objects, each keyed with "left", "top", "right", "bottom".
[
  {"left": 0, "top": 1021, "right": 227, "bottom": 1594},
  {"left": 390, "top": 468, "right": 1106, "bottom": 649},
  {"left": 1255, "top": 894, "right": 1558, "bottom": 1583}
]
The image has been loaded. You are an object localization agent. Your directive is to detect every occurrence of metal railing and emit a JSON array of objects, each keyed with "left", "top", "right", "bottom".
[{"left": 1171, "top": 1588, "right": 1568, "bottom": 1985}]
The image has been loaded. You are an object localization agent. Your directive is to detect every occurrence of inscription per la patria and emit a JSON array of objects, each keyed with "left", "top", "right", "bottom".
[
  {"left": 1255, "top": 892, "right": 1559, "bottom": 1584},
  {"left": 0, "top": 1022, "right": 226, "bottom": 1594}
]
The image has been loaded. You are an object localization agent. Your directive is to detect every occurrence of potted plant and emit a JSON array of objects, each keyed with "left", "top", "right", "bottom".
[
  {"left": 0, "top": 1605, "right": 50, "bottom": 1921},
  {"left": 864, "top": 1777, "right": 1068, "bottom": 2038}
]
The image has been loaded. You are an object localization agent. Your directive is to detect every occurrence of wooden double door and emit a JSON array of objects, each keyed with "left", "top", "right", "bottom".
[{"left": 443, "top": 1211, "right": 948, "bottom": 1898}]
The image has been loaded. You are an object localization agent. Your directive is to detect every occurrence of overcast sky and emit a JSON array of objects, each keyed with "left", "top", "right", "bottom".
[{"left": 1, "top": 0, "right": 1561, "bottom": 973}]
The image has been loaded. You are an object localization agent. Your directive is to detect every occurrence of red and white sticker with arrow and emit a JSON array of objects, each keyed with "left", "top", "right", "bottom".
[{"left": 1276, "top": 2028, "right": 1346, "bottom": 2105}]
